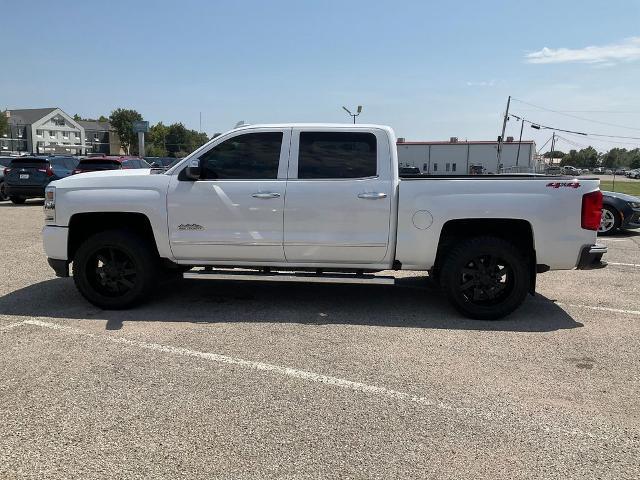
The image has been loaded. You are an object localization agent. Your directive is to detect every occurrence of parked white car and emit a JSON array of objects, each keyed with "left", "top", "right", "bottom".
[{"left": 42, "top": 124, "right": 606, "bottom": 319}]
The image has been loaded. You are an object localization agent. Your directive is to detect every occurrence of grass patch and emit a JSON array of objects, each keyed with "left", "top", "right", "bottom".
[{"left": 599, "top": 180, "right": 640, "bottom": 196}]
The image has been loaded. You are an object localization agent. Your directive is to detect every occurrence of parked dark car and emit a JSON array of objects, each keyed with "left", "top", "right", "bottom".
[
  {"left": 0, "top": 156, "right": 14, "bottom": 201},
  {"left": 4, "top": 156, "right": 77, "bottom": 204},
  {"left": 600, "top": 190, "right": 640, "bottom": 235},
  {"left": 72, "top": 156, "right": 151, "bottom": 174}
]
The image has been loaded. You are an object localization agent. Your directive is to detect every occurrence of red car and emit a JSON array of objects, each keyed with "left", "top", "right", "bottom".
[{"left": 72, "top": 155, "right": 151, "bottom": 175}]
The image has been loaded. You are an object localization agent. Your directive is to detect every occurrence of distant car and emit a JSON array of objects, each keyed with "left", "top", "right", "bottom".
[
  {"left": 545, "top": 165, "right": 562, "bottom": 175},
  {"left": 561, "top": 166, "right": 581, "bottom": 176},
  {"left": 0, "top": 156, "right": 14, "bottom": 201},
  {"left": 630, "top": 170, "right": 640, "bottom": 179},
  {"left": 4, "top": 156, "right": 77, "bottom": 204},
  {"left": 144, "top": 156, "right": 179, "bottom": 170},
  {"left": 605, "top": 169, "right": 613, "bottom": 175},
  {"left": 593, "top": 167, "right": 605, "bottom": 174},
  {"left": 399, "top": 166, "right": 422, "bottom": 175},
  {"left": 581, "top": 169, "right": 590, "bottom": 174},
  {"left": 614, "top": 168, "right": 627, "bottom": 175},
  {"left": 600, "top": 191, "right": 640, "bottom": 235},
  {"left": 72, "top": 156, "right": 151, "bottom": 174}
]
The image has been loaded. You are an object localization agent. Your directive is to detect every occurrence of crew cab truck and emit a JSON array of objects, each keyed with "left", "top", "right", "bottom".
[{"left": 42, "top": 124, "right": 606, "bottom": 320}]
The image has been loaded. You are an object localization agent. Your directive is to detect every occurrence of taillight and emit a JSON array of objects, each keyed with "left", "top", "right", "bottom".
[
  {"left": 72, "top": 169, "right": 80, "bottom": 175},
  {"left": 582, "top": 190, "right": 603, "bottom": 230},
  {"left": 46, "top": 165, "right": 54, "bottom": 177},
  {"left": 3, "top": 167, "right": 9, "bottom": 176}
]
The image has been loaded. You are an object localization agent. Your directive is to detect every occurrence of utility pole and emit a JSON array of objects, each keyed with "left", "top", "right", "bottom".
[
  {"left": 550, "top": 131, "right": 555, "bottom": 161},
  {"left": 199, "top": 112, "right": 202, "bottom": 133},
  {"left": 516, "top": 116, "right": 524, "bottom": 167},
  {"left": 496, "top": 95, "right": 511, "bottom": 172}
]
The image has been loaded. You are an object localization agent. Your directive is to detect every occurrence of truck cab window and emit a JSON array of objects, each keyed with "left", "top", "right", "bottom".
[
  {"left": 199, "top": 132, "right": 283, "bottom": 180},
  {"left": 298, "top": 132, "right": 376, "bottom": 179}
]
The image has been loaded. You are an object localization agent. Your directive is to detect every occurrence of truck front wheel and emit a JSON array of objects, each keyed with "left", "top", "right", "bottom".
[
  {"left": 440, "top": 236, "right": 530, "bottom": 320},
  {"left": 72, "top": 230, "right": 159, "bottom": 309}
]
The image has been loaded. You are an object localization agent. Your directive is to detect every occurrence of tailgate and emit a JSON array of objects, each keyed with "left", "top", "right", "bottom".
[{"left": 6, "top": 159, "right": 49, "bottom": 186}]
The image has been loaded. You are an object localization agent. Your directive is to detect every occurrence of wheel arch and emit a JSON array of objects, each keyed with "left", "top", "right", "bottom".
[
  {"left": 433, "top": 218, "right": 537, "bottom": 294},
  {"left": 68, "top": 212, "right": 159, "bottom": 262}
]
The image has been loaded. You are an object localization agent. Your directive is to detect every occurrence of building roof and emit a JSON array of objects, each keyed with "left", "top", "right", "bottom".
[
  {"left": 397, "top": 140, "right": 535, "bottom": 145},
  {"left": 7, "top": 108, "right": 57, "bottom": 125},
  {"left": 78, "top": 120, "right": 111, "bottom": 131}
]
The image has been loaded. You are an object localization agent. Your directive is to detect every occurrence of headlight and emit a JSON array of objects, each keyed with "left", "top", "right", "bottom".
[
  {"left": 44, "top": 186, "right": 55, "bottom": 222},
  {"left": 629, "top": 202, "right": 640, "bottom": 209}
]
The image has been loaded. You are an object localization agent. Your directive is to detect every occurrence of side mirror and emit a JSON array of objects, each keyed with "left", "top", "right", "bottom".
[{"left": 184, "top": 159, "right": 201, "bottom": 180}]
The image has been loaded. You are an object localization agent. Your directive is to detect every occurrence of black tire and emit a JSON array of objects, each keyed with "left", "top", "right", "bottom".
[
  {"left": 72, "top": 229, "right": 159, "bottom": 309},
  {"left": 0, "top": 181, "right": 7, "bottom": 201},
  {"left": 440, "top": 236, "right": 530, "bottom": 320},
  {"left": 10, "top": 196, "right": 26, "bottom": 204},
  {"left": 598, "top": 206, "right": 620, "bottom": 236}
]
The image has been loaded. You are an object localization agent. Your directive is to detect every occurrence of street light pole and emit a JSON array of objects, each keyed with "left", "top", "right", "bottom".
[{"left": 342, "top": 105, "right": 362, "bottom": 124}]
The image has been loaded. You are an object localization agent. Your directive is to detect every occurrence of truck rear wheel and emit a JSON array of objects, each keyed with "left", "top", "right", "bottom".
[
  {"left": 440, "top": 236, "right": 530, "bottom": 320},
  {"left": 72, "top": 230, "right": 159, "bottom": 309}
]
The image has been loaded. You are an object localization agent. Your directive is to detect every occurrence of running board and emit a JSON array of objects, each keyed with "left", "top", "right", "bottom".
[{"left": 183, "top": 269, "right": 395, "bottom": 285}]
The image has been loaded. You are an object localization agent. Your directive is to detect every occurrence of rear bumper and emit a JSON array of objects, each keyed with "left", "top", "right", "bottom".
[
  {"left": 576, "top": 244, "right": 607, "bottom": 270},
  {"left": 5, "top": 184, "right": 45, "bottom": 198}
]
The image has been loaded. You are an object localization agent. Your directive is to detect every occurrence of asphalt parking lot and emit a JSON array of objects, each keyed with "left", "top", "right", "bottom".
[{"left": 1, "top": 201, "right": 639, "bottom": 479}]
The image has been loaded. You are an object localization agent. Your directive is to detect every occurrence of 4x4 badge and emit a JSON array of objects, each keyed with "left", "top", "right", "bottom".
[{"left": 178, "top": 224, "right": 205, "bottom": 231}]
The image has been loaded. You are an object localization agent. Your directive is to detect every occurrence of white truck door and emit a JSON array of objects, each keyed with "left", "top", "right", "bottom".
[
  {"left": 167, "top": 129, "right": 290, "bottom": 262},
  {"left": 283, "top": 128, "right": 392, "bottom": 263}
]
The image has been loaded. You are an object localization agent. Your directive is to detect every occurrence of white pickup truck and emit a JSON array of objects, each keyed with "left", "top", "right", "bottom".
[{"left": 42, "top": 124, "right": 606, "bottom": 319}]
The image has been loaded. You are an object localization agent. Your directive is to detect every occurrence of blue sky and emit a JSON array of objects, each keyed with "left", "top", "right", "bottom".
[{"left": 2, "top": 0, "right": 639, "bottom": 152}]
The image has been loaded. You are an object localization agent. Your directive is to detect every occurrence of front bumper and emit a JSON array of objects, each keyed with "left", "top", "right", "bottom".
[
  {"left": 622, "top": 208, "right": 640, "bottom": 230},
  {"left": 47, "top": 258, "right": 69, "bottom": 277},
  {"left": 576, "top": 244, "right": 607, "bottom": 270}
]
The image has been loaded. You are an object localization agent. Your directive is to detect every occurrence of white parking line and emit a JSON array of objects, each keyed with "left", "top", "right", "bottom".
[
  {"left": 608, "top": 262, "right": 640, "bottom": 268},
  {"left": 0, "top": 321, "right": 25, "bottom": 331},
  {"left": 19, "top": 318, "right": 616, "bottom": 442},
  {"left": 556, "top": 303, "right": 640, "bottom": 316}
]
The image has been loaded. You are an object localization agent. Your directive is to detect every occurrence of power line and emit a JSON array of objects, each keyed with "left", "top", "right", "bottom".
[
  {"left": 511, "top": 98, "right": 640, "bottom": 132},
  {"left": 510, "top": 113, "right": 640, "bottom": 140}
]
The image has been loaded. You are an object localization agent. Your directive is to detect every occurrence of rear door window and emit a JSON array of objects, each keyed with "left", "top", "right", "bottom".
[{"left": 298, "top": 132, "right": 377, "bottom": 179}]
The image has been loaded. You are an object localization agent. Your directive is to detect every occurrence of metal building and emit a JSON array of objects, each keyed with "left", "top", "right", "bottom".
[{"left": 397, "top": 137, "right": 539, "bottom": 175}]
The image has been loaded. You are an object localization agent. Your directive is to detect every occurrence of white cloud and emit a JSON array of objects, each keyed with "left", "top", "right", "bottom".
[
  {"left": 525, "top": 37, "right": 640, "bottom": 65},
  {"left": 466, "top": 80, "right": 496, "bottom": 87}
]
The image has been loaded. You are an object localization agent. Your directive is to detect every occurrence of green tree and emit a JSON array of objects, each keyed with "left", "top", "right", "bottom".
[
  {"left": 109, "top": 108, "right": 143, "bottom": 154},
  {"left": 543, "top": 150, "right": 565, "bottom": 159},
  {"left": 164, "top": 123, "right": 209, "bottom": 157},
  {"left": 0, "top": 111, "right": 8, "bottom": 137},
  {"left": 146, "top": 122, "right": 169, "bottom": 157}
]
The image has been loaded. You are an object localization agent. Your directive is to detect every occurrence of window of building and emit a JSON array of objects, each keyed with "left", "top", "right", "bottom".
[
  {"left": 49, "top": 131, "right": 56, "bottom": 138},
  {"left": 433, "top": 163, "right": 438, "bottom": 171},
  {"left": 198, "top": 132, "right": 283, "bottom": 180},
  {"left": 423, "top": 163, "right": 427, "bottom": 171},
  {"left": 446, "top": 163, "right": 450, "bottom": 172},
  {"left": 452, "top": 163, "right": 457, "bottom": 172},
  {"left": 37, "top": 130, "right": 43, "bottom": 137},
  {"left": 62, "top": 131, "right": 69, "bottom": 139},
  {"left": 298, "top": 132, "right": 377, "bottom": 179}
]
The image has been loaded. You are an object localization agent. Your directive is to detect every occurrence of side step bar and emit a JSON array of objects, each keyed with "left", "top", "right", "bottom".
[{"left": 183, "top": 269, "right": 395, "bottom": 285}]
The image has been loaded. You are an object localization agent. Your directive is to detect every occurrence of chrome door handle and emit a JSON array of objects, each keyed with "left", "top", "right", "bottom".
[
  {"left": 357, "top": 192, "right": 387, "bottom": 199},
  {"left": 252, "top": 192, "right": 281, "bottom": 199}
]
